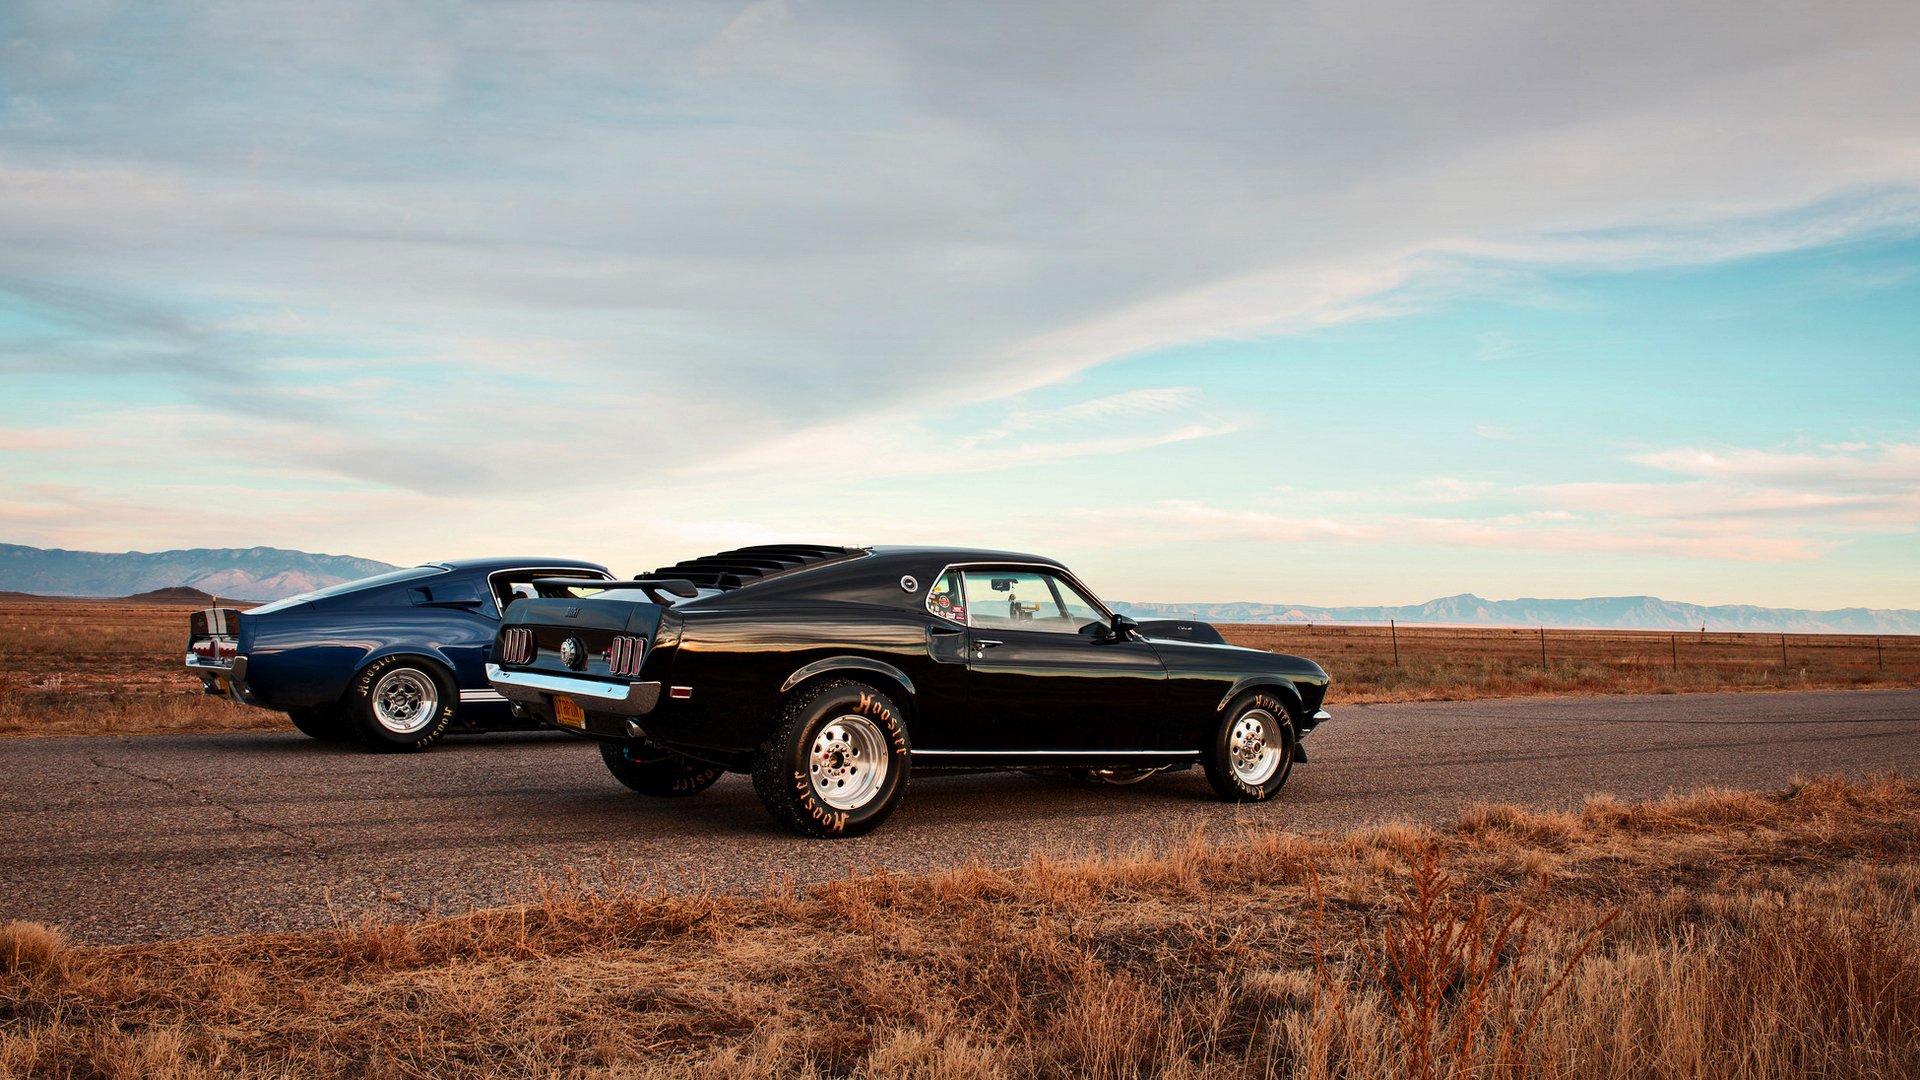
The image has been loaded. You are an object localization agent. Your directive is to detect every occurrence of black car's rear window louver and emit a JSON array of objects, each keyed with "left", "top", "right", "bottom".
[{"left": 639, "top": 544, "right": 863, "bottom": 592}]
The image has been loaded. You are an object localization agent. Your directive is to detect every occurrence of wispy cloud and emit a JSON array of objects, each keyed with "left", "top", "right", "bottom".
[
  {"left": 963, "top": 387, "right": 1201, "bottom": 447},
  {"left": 0, "top": 3, "right": 1916, "bottom": 605}
]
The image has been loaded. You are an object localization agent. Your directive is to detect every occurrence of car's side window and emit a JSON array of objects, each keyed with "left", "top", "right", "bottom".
[
  {"left": 961, "top": 569, "right": 1105, "bottom": 635},
  {"left": 926, "top": 569, "right": 967, "bottom": 624}
]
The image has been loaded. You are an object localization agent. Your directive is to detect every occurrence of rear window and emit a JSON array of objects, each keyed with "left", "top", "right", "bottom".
[{"left": 248, "top": 566, "right": 448, "bottom": 613}]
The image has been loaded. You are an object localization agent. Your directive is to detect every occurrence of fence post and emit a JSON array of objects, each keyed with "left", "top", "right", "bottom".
[
  {"left": 1780, "top": 633, "right": 1788, "bottom": 666},
  {"left": 1878, "top": 637, "right": 1884, "bottom": 672},
  {"left": 1390, "top": 619, "right": 1400, "bottom": 667},
  {"left": 1671, "top": 633, "right": 1677, "bottom": 672},
  {"left": 1539, "top": 625, "right": 1548, "bottom": 669}
]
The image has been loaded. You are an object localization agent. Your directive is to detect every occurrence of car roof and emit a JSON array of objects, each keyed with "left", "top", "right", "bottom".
[{"left": 644, "top": 544, "right": 1077, "bottom": 608}]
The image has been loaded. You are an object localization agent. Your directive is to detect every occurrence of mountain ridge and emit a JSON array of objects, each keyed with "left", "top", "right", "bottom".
[
  {"left": 0, "top": 543, "right": 400, "bottom": 602},
  {"left": 1111, "top": 592, "right": 1920, "bottom": 635},
  {"left": 2, "top": 544, "right": 1915, "bottom": 632}
]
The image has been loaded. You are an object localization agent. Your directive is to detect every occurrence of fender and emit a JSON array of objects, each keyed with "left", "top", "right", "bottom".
[
  {"left": 779, "top": 655, "right": 918, "bottom": 699},
  {"left": 1215, "top": 676, "right": 1303, "bottom": 717}
]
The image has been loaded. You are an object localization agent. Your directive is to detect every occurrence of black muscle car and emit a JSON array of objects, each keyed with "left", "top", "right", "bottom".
[
  {"left": 487, "top": 545, "right": 1330, "bottom": 836},
  {"left": 186, "top": 557, "right": 613, "bottom": 750}
]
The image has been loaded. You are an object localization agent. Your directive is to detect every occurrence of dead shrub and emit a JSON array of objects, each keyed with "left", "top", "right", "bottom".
[{"left": 0, "top": 922, "right": 66, "bottom": 976}]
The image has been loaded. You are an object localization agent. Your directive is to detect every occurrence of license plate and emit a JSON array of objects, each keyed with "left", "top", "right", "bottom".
[{"left": 552, "top": 695, "right": 586, "bottom": 729}]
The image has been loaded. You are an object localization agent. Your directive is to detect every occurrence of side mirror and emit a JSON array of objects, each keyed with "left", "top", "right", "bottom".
[{"left": 1109, "top": 613, "right": 1139, "bottom": 641}]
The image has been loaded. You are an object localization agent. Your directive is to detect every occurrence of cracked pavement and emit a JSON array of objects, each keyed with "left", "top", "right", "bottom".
[{"left": 3, "top": 688, "right": 1916, "bottom": 943}]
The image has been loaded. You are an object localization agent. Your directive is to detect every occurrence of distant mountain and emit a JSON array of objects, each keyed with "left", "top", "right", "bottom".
[
  {"left": 0, "top": 544, "right": 399, "bottom": 602},
  {"left": 1111, "top": 593, "right": 1920, "bottom": 635}
]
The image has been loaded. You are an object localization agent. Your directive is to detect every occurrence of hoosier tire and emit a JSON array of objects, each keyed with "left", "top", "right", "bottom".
[
  {"left": 600, "top": 741, "right": 725, "bottom": 797},
  {"left": 752, "top": 679, "right": 910, "bottom": 838},
  {"left": 1202, "top": 691, "right": 1297, "bottom": 802},
  {"left": 286, "top": 706, "right": 352, "bottom": 742},
  {"left": 348, "top": 656, "right": 455, "bottom": 752}
]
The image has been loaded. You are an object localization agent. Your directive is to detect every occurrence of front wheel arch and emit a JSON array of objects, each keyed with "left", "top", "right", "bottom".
[{"left": 1214, "top": 676, "right": 1305, "bottom": 719}]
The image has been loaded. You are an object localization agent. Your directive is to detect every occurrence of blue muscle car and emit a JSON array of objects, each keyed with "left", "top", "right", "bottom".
[{"left": 185, "top": 557, "right": 612, "bottom": 750}]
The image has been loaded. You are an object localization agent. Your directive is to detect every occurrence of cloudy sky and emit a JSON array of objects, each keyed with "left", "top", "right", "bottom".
[{"left": 2, "top": 0, "right": 1917, "bottom": 608}]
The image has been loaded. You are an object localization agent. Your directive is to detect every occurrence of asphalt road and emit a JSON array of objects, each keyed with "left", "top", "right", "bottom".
[{"left": 4, "top": 688, "right": 1916, "bottom": 943}]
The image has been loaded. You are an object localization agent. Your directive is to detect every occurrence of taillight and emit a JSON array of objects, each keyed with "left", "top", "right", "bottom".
[
  {"left": 605, "top": 635, "right": 646, "bottom": 677},
  {"left": 500, "top": 627, "right": 534, "bottom": 665}
]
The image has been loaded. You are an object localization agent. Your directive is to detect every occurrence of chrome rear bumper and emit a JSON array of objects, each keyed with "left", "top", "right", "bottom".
[
  {"left": 486, "top": 663, "right": 662, "bottom": 716},
  {"left": 185, "top": 654, "right": 255, "bottom": 704}
]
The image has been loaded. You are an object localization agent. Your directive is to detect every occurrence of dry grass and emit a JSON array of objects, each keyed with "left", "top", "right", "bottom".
[
  {"left": 3, "top": 774, "right": 1916, "bottom": 1078},
  {"left": 3, "top": 596, "right": 1916, "bottom": 738},
  {"left": 1221, "top": 623, "right": 1920, "bottom": 703},
  {"left": 0, "top": 598, "right": 282, "bottom": 738}
]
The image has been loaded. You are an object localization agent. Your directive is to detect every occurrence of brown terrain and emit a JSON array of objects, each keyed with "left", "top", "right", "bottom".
[
  {"left": 2, "top": 595, "right": 1916, "bottom": 1077},
  {"left": 1, "top": 594, "right": 1915, "bottom": 739},
  {"left": 4, "top": 776, "right": 1915, "bottom": 1077}
]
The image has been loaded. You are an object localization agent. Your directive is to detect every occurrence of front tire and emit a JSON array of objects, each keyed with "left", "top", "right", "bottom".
[
  {"left": 1202, "top": 692, "right": 1296, "bottom": 802},
  {"left": 348, "top": 657, "right": 455, "bottom": 752},
  {"left": 287, "top": 706, "right": 352, "bottom": 741},
  {"left": 600, "top": 741, "right": 725, "bottom": 797},
  {"left": 752, "top": 680, "right": 910, "bottom": 838}
]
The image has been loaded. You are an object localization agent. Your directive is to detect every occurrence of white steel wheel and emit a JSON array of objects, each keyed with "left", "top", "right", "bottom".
[
  {"left": 1203, "top": 693, "right": 1295, "bottom": 801},
  {"left": 1228, "top": 708, "right": 1283, "bottom": 786},
  {"left": 371, "top": 667, "right": 440, "bottom": 735},
  {"left": 753, "top": 679, "right": 911, "bottom": 837},
  {"left": 809, "top": 713, "right": 890, "bottom": 811}
]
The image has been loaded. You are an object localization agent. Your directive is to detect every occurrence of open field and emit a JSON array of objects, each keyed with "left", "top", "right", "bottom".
[
  {"left": 0, "top": 599, "right": 280, "bottom": 738},
  {"left": 1, "top": 595, "right": 1916, "bottom": 737},
  {"left": 1224, "top": 622, "right": 1920, "bottom": 703},
  {"left": 4, "top": 774, "right": 1916, "bottom": 1078}
]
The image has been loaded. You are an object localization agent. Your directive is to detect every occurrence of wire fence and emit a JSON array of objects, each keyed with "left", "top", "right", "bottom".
[{"left": 1215, "top": 622, "right": 1920, "bottom": 694}]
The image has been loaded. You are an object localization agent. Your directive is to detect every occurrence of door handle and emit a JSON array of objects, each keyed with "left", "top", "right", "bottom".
[{"left": 973, "top": 638, "right": 1003, "bottom": 657}]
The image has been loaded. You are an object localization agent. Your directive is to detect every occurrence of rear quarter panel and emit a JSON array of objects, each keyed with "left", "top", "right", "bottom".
[
  {"left": 644, "top": 602, "right": 964, "bottom": 753},
  {"left": 242, "top": 580, "right": 492, "bottom": 709}
]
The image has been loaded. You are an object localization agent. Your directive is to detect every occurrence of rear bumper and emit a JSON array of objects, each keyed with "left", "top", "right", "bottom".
[
  {"left": 185, "top": 654, "right": 258, "bottom": 706},
  {"left": 486, "top": 664, "right": 662, "bottom": 717}
]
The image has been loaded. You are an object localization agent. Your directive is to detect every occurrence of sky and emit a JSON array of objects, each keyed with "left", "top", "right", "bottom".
[{"left": 1, "top": 0, "right": 1917, "bottom": 609}]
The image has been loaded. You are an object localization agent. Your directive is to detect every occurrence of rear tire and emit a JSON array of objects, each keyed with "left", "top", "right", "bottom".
[
  {"left": 1202, "top": 691, "right": 1296, "bottom": 802},
  {"left": 287, "top": 706, "right": 351, "bottom": 741},
  {"left": 348, "top": 657, "right": 455, "bottom": 752},
  {"left": 600, "top": 741, "right": 725, "bottom": 797},
  {"left": 752, "top": 680, "right": 910, "bottom": 838}
]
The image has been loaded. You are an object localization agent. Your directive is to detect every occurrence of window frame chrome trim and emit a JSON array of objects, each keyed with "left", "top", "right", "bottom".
[{"left": 920, "top": 561, "right": 1117, "bottom": 630}]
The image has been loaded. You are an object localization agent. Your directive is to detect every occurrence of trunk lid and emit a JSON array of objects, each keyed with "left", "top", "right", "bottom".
[
  {"left": 187, "top": 607, "right": 246, "bottom": 666},
  {"left": 495, "top": 597, "right": 671, "bottom": 681}
]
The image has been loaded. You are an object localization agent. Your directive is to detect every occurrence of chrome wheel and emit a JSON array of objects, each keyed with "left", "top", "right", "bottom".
[
  {"left": 809, "top": 713, "right": 890, "bottom": 811},
  {"left": 371, "top": 667, "right": 439, "bottom": 735},
  {"left": 1229, "top": 708, "right": 1283, "bottom": 786}
]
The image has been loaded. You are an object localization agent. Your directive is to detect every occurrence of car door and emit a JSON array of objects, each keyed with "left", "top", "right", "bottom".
[{"left": 958, "top": 567, "right": 1170, "bottom": 750}]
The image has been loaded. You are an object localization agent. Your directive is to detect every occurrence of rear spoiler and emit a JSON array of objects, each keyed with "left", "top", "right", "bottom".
[{"left": 531, "top": 577, "right": 701, "bottom": 605}]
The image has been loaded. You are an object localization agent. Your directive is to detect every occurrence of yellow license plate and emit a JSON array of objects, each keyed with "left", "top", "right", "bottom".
[
  {"left": 552, "top": 695, "right": 586, "bottom": 729},
  {"left": 213, "top": 677, "right": 230, "bottom": 694}
]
